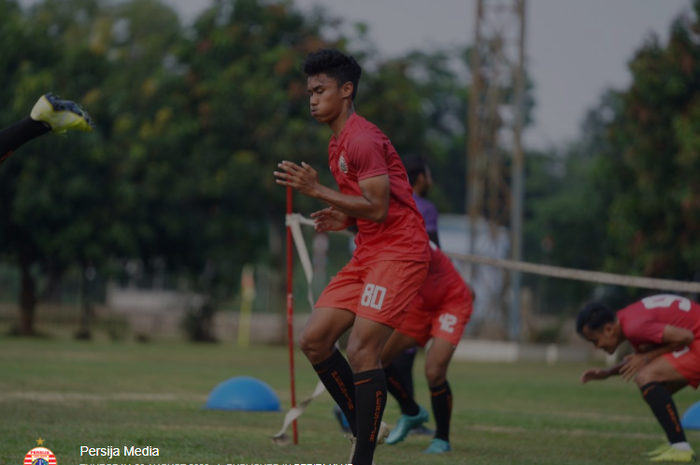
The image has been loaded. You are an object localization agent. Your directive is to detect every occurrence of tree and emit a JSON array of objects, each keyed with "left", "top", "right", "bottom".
[
  {"left": 360, "top": 48, "right": 471, "bottom": 213},
  {"left": 597, "top": 6, "right": 700, "bottom": 281},
  {"left": 0, "top": 0, "right": 185, "bottom": 335},
  {"left": 0, "top": 0, "right": 105, "bottom": 335},
  {"left": 0, "top": 0, "right": 491, "bottom": 338}
]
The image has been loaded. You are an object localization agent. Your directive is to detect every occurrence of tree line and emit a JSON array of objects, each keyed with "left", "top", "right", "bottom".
[{"left": 0, "top": 0, "right": 698, "bottom": 338}]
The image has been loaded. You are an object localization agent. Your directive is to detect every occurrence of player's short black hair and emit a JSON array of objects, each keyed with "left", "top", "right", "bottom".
[
  {"left": 576, "top": 302, "right": 615, "bottom": 336},
  {"left": 402, "top": 154, "right": 428, "bottom": 186},
  {"left": 302, "top": 48, "right": 362, "bottom": 101}
]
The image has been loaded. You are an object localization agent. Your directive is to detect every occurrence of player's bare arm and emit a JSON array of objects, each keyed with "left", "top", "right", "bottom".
[
  {"left": 584, "top": 326, "right": 695, "bottom": 383},
  {"left": 580, "top": 361, "right": 625, "bottom": 384},
  {"left": 275, "top": 160, "right": 390, "bottom": 222},
  {"left": 619, "top": 325, "right": 695, "bottom": 381},
  {"left": 323, "top": 174, "right": 389, "bottom": 222}
]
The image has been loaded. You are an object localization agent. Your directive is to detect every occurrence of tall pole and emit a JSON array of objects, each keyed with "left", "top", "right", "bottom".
[
  {"left": 468, "top": 0, "right": 527, "bottom": 340},
  {"left": 509, "top": 0, "right": 527, "bottom": 341},
  {"left": 467, "top": 0, "right": 484, "bottom": 281}
]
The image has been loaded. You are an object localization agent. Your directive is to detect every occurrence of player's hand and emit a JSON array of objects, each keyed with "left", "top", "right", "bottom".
[
  {"left": 310, "top": 207, "right": 349, "bottom": 232},
  {"left": 580, "top": 368, "right": 609, "bottom": 384},
  {"left": 620, "top": 353, "right": 647, "bottom": 381},
  {"left": 274, "top": 161, "right": 321, "bottom": 197}
]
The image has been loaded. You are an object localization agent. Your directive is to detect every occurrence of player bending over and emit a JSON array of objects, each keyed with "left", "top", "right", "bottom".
[
  {"left": 577, "top": 294, "right": 700, "bottom": 463},
  {"left": 0, "top": 93, "right": 94, "bottom": 166},
  {"left": 380, "top": 242, "right": 473, "bottom": 454},
  {"left": 274, "top": 48, "right": 430, "bottom": 465}
]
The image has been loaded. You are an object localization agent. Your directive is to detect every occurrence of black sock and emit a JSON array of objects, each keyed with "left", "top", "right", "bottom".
[
  {"left": 641, "top": 381, "right": 686, "bottom": 444},
  {"left": 391, "top": 348, "right": 416, "bottom": 398},
  {"left": 352, "top": 369, "right": 387, "bottom": 465},
  {"left": 384, "top": 363, "right": 420, "bottom": 416},
  {"left": 312, "top": 349, "right": 356, "bottom": 436},
  {"left": 0, "top": 117, "right": 50, "bottom": 165},
  {"left": 430, "top": 381, "right": 452, "bottom": 441}
]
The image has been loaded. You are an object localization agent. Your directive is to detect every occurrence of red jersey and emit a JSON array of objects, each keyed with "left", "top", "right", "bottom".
[
  {"left": 328, "top": 113, "right": 429, "bottom": 263},
  {"left": 618, "top": 294, "right": 700, "bottom": 351},
  {"left": 397, "top": 242, "right": 472, "bottom": 346},
  {"left": 420, "top": 242, "right": 469, "bottom": 309}
]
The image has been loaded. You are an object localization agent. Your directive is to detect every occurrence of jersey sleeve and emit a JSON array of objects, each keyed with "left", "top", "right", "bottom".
[{"left": 346, "top": 131, "right": 388, "bottom": 181}]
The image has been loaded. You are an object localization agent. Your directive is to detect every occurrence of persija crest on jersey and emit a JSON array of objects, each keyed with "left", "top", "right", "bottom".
[{"left": 338, "top": 152, "right": 349, "bottom": 174}]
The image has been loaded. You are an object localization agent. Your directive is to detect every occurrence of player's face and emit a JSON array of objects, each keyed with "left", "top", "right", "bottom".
[
  {"left": 307, "top": 74, "right": 350, "bottom": 123},
  {"left": 581, "top": 324, "right": 619, "bottom": 354},
  {"left": 423, "top": 167, "right": 433, "bottom": 195}
]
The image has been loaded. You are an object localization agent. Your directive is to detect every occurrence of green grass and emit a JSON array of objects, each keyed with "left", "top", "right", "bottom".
[{"left": 1, "top": 338, "right": 699, "bottom": 465}]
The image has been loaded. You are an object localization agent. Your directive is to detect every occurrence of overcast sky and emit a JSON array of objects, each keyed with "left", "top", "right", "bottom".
[
  {"left": 153, "top": 0, "right": 694, "bottom": 148},
  {"left": 21, "top": 0, "right": 692, "bottom": 148}
]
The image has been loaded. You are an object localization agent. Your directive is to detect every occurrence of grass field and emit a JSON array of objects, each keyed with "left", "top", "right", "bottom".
[{"left": 2, "top": 337, "right": 699, "bottom": 465}]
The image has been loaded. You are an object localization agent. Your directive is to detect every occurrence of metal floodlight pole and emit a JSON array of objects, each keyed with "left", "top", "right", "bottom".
[
  {"left": 468, "top": 0, "right": 527, "bottom": 340},
  {"left": 509, "top": 0, "right": 527, "bottom": 341},
  {"left": 467, "top": 0, "right": 484, "bottom": 281}
]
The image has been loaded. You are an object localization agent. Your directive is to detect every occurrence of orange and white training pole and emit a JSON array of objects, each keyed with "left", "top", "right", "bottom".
[{"left": 285, "top": 186, "right": 298, "bottom": 445}]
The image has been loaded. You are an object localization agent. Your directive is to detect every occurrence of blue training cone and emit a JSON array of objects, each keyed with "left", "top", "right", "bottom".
[
  {"left": 205, "top": 376, "right": 281, "bottom": 411},
  {"left": 332, "top": 403, "right": 351, "bottom": 432},
  {"left": 681, "top": 401, "right": 700, "bottom": 430}
]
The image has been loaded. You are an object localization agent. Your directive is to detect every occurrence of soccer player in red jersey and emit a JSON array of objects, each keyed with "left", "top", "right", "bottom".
[
  {"left": 577, "top": 294, "right": 700, "bottom": 462},
  {"left": 274, "top": 49, "right": 430, "bottom": 465},
  {"left": 380, "top": 242, "right": 473, "bottom": 454}
]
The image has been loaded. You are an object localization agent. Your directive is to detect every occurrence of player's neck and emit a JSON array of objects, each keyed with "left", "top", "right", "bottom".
[{"left": 328, "top": 105, "right": 355, "bottom": 138}]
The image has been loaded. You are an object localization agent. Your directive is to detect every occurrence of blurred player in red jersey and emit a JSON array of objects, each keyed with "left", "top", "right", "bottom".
[
  {"left": 380, "top": 242, "right": 473, "bottom": 454},
  {"left": 577, "top": 295, "right": 700, "bottom": 462},
  {"left": 274, "top": 49, "right": 430, "bottom": 465},
  {"left": 381, "top": 154, "right": 438, "bottom": 436}
]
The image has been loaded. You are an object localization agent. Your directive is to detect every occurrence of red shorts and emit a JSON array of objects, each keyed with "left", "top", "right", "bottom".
[
  {"left": 664, "top": 339, "right": 700, "bottom": 389},
  {"left": 315, "top": 259, "right": 429, "bottom": 328},
  {"left": 397, "top": 284, "right": 473, "bottom": 347}
]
